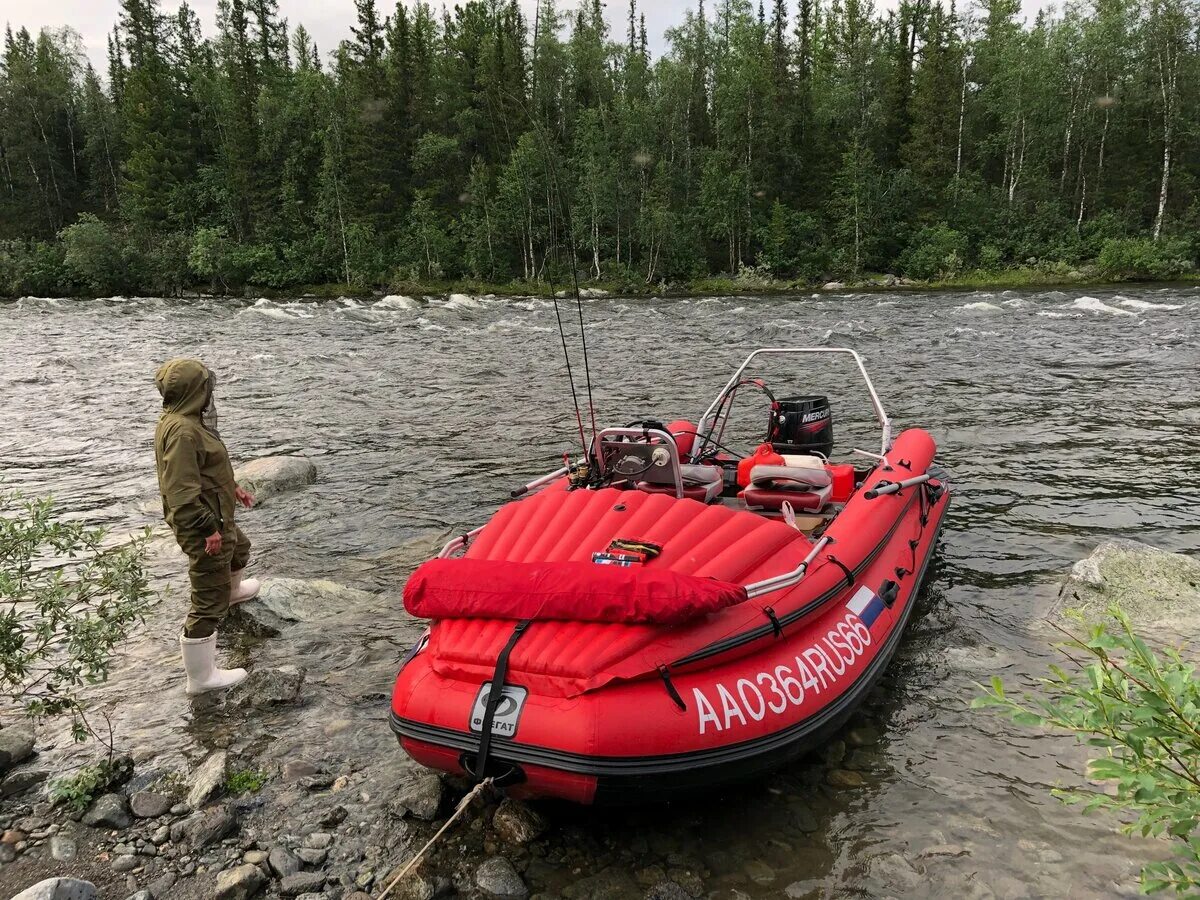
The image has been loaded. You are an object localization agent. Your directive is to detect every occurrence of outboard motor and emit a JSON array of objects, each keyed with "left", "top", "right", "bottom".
[{"left": 769, "top": 395, "right": 833, "bottom": 458}]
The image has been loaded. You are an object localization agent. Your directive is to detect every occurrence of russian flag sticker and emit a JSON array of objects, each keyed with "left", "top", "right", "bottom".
[{"left": 846, "top": 585, "right": 886, "bottom": 629}]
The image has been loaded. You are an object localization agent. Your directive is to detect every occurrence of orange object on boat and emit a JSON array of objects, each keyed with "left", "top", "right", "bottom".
[{"left": 737, "top": 443, "right": 785, "bottom": 487}]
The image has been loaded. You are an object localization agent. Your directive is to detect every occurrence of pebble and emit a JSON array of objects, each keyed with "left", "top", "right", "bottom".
[
  {"left": 826, "top": 769, "right": 866, "bottom": 788},
  {"left": 215, "top": 862, "right": 268, "bottom": 900},
  {"left": 295, "top": 847, "right": 327, "bottom": 865},
  {"left": 0, "top": 843, "right": 17, "bottom": 863},
  {"left": 82, "top": 793, "right": 132, "bottom": 829},
  {"left": 475, "top": 856, "right": 529, "bottom": 899},
  {"left": 744, "top": 859, "right": 776, "bottom": 885},
  {"left": 243, "top": 849, "right": 269, "bottom": 865},
  {"left": 129, "top": 791, "right": 174, "bottom": 819},
  {"left": 303, "top": 831, "right": 332, "bottom": 849},
  {"left": 320, "top": 805, "right": 348, "bottom": 827},
  {"left": 2, "top": 828, "right": 27, "bottom": 844},
  {"left": 50, "top": 835, "right": 77, "bottom": 861},
  {"left": 150, "top": 826, "right": 170, "bottom": 846}
]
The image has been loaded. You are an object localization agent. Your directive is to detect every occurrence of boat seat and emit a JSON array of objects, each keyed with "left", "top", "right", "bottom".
[
  {"left": 639, "top": 464, "right": 723, "bottom": 503},
  {"left": 744, "top": 463, "right": 832, "bottom": 512}
]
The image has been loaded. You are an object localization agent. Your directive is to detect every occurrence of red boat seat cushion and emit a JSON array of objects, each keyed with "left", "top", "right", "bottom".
[
  {"left": 405, "top": 557, "right": 748, "bottom": 625},
  {"left": 638, "top": 464, "right": 722, "bottom": 503},
  {"left": 743, "top": 485, "right": 831, "bottom": 511}
]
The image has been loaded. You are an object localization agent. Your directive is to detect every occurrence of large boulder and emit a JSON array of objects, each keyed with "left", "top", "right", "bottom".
[
  {"left": 1058, "top": 539, "right": 1200, "bottom": 632},
  {"left": 226, "top": 665, "right": 304, "bottom": 709},
  {"left": 233, "top": 455, "right": 316, "bottom": 502},
  {"left": 228, "top": 578, "right": 376, "bottom": 635},
  {"left": 0, "top": 725, "right": 35, "bottom": 773},
  {"left": 10, "top": 879, "right": 97, "bottom": 900},
  {"left": 187, "top": 750, "right": 228, "bottom": 809}
]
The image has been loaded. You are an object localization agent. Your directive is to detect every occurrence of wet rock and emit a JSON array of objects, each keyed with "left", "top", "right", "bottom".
[
  {"left": 1058, "top": 539, "right": 1200, "bottom": 631},
  {"left": 492, "top": 798, "right": 547, "bottom": 844},
  {"left": 867, "top": 852, "right": 922, "bottom": 888},
  {"left": 826, "top": 769, "right": 866, "bottom": 789},
  {"left": 786, "top": 801, "right": 819, "bottom": 833},
  {"left": 279, "top": 872, "right": 326, "bottom": 896},
  {"left": 282, "top": 760, "right": 322, "bottom": 781},
  {"left": 230, "top": 578, "right": 376, "bottom": 634},
  {"left": 233, "top": 455, "right": 317, "bottom": 502},
  {"left": 475, "top": 857, "right": 529, "bottom": 899},
  {"left": 820, "top": 739, "right": 846, "bottom": 767},
  {"left": 919, "top": 843, "right": 969, "bottom": 859},
  {"left": 743, "top": 860, "right": 776, "bottom": 886},
  {"left": 562, "top": 867, "right": 640, "bottom": 899},
  {"left": 187, "top": 750, "right": 228, "bottom": 809},
  {"left": 10, "top": 878, "right": 97, "bottom": 900},
  {"left": 388, "top": 772, "right": 443, "bottom": 821},
  {"left": 50, "top": 835, "right": 77, "bottom": 861},
  {"left": 0, "top": 726, "right": 36, "bottom": 774},
  {"left": 82, "top": 793, "right": 132, "bottom": 829},
  {"left": 226, "top": 666, "right": 305, "bottom": 709},
  {"left": 822, "top": 281, "right": 845, "bottom": 290},
  {"left": 268, "top": 846, "right": 302, "bottom": 878},
  {"left": 645, "top": 883, "right": 694, "bottom": 900},
  {"left": 376, "top": 872, "right": 437, "bottom": 900},
  {"left": 215, "top": 862, "right": 268, "bottom": 900},
  {"left": 1, "top": 768, "right": 48, "bottom": 798},
  {"left": 186, "top": 805, "right": 237, "bottom": 849},
  {"left": 129, "top": 790, "right": 174, "bottom": 819},
  {"left": 844, "top": 725, "right": 881, "bottom": 747}
]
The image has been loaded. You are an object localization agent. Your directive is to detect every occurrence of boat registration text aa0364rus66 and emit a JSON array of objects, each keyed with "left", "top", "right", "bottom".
[{"left": 691, "top": 610, "right": 874, "bottom": 735}]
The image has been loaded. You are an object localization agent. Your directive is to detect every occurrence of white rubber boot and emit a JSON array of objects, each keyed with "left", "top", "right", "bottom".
[
  {"left": 180, "top": 632, "right": 247, "bottom": 695},
  {"left": 230, "top": 569, "right": 260, "bottom": 605}
]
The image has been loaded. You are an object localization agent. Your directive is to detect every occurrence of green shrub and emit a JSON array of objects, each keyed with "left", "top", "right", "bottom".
[
  {"left": 900, "top": 225, "right": 967, "bottom": 280},
  {"left": 60, "top": 214, "right": 129, "bottom": 294},
  {"left": 977, "top": 244, "right": 1004, "bottom": 271},
  {"left": 1097, "top": 238, "right": 1194, "bottom": 281},
  {"left": 0, "top": 491, "right": 152, "bottom": 739},
  {"left": 974, "top": 604, "right": 1200, "bottom": 894},
  {"left": 225, "top": 768, "right": 268, "bottom": 795},
  {"left": 49, "top": 756, "right": 134, "bottom": 812}
]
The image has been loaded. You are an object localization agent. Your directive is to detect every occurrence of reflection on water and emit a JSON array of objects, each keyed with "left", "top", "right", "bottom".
[{"left": 2, "top": 286, "right": 1197, "bottom": 897}]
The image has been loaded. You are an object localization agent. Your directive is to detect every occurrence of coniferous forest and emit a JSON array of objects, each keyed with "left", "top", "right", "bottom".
[{"left": 1, "top": 0, "right": 1197, "bottom": 297}]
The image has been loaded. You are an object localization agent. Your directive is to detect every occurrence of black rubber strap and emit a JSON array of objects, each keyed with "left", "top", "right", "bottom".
[
  {"left": 473, "top": 619, "right": 530, "bottom": 781},
  {"left": 763, "top": 606, "right": 784, "bottom": 638},
  {"left": 827, "top": 555, "right": 854, "bottom": 590},
  {"left": 658, "top": 665, "right": 686, "bottom": 711}
]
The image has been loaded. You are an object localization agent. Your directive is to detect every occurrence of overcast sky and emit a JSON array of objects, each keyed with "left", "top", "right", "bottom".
[{"left": 4, "top": 0, "right": 919, "bottom": 74}]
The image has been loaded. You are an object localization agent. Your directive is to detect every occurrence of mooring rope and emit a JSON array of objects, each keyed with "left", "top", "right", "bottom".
[{"left": 375, "top": 777, "right": 494, "bottom": 899}]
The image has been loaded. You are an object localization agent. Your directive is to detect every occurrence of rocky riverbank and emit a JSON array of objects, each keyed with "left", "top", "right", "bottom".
[{"left": 2, "top": 456, "right": 1184, "bottom": 899}]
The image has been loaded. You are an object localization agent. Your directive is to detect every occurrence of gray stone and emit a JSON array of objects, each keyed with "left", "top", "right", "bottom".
[
  {"left": 303, "top": 831, "right": 332, "bottom": 849},
  {"left": 187, "top": 751, "right": 228, "bottom": 809},
  {"left": 111, "top": 855, "right": 140, "bottom": 872},
  {"left": 233, "top": 456, "right": 317, "bottom": 502},
  {"left": 822, "top": 281, "right": 845, "bottom": 290},
  {"left": 147, "top": 872, "right": 177, "bottom": 897},
  {"left": 388, "top": 772, "right": 443, "bottom": 821},
  {"left": 294, "top": 847, "right": 326, "bottom": 865},
  {"left": 0, "top": 842, "right": 17, "bottom": 862},
  {"left": 229, "top": 578, "right": 377, "bottom": 635},
  {"left": 492, "top": 798, "right": 547, "bottom": 845},
  {"left": 377, "top": 872, "right": 436, "bottom": 900},
  {"left": 475, "top": 857, "right": 528, "bottom": 899},
  {"left": 226, "top": 666, "right": 304, "bottom": 709},
  {"left": 268, "top": 846, "right": 302, "bottom": 878},
  {"left": 129, "top": 790, "right": 174, "bottom": 819},
  {"left": 187, "top": 806, "right": 237, "bottom": 849},
  {"left": 10, "top": 878, "right": 97, "bottom": 900},
  {"left": 215, "top": 862, "right": 268, "bottom": 900},
  {"left": 1, "top": 768, "right": 49, "bottom": 798},
  {"left": 1058, "top": 539, "right": 1200, "bottom": 632},
  {"left": 150, "top": 825, "right": 170, "bottom": 845},
  {"left": 826, "top": 769, "right": 866, "bottom": 788},
  {"left": 82, "top": 793, "right": 132, "bottom": 829},
  {"left": 282, "top": 761, "right": 322, "bottom": 781},
  {"left": 279, "top": 872, "right": 326, "bottom": 896},
  {"left": 0, "top": 725, "right": 35, "bottom": 774},
  {"left": 243, "top": 849, "right": 269, "bottom": 865},
  {"left": 122, "top": 893, "right": 152, "bottom": 900},
  {"left": 845, "top": 725, "right": 881, "bottom": 747},
  {"left": 50, "top": 835, "right": 77, "bottom": 861}
]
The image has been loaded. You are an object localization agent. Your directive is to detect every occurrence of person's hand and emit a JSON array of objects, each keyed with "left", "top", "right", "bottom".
[
  {"left": 204, "top": 531, "right": 223, "bottom": 556},
  {"left": 235, "top": 485, "right": 256, "bottom": 509}
]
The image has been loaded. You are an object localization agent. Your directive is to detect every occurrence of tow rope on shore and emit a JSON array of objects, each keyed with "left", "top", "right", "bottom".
[{"left": 376, "top": 777, "right": 494, "bottom": 899}]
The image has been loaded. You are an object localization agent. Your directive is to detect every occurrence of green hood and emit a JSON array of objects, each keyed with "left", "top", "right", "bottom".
[{"left": 155, "top": 358, "right": 212, "bottom": 418}]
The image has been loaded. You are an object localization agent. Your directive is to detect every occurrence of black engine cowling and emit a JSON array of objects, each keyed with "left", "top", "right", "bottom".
[{"left": 768, "top": 395, "right": 833, "bottom": 458}]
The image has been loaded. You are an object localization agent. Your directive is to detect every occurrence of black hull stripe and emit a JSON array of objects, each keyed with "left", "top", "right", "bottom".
[
  {"left": 671, "top": 488, "right": 922, "bottom": 668},
  {"left": 390, "top": 505, "right": 946, "bottom": 779}
]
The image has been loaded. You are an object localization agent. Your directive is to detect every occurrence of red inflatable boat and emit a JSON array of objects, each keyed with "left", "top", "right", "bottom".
[{"left": 391, "top": 348, "right": 949, "bottom": 804}]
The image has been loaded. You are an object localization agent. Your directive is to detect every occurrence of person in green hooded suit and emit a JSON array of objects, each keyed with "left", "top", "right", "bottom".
[{"left": 154, "top": 359, "right": 259, "bottom": 694}]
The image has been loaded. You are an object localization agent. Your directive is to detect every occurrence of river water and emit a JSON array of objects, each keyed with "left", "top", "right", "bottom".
[{"left": 2, "top": 286, "right": 1197, "bottom": 898}]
